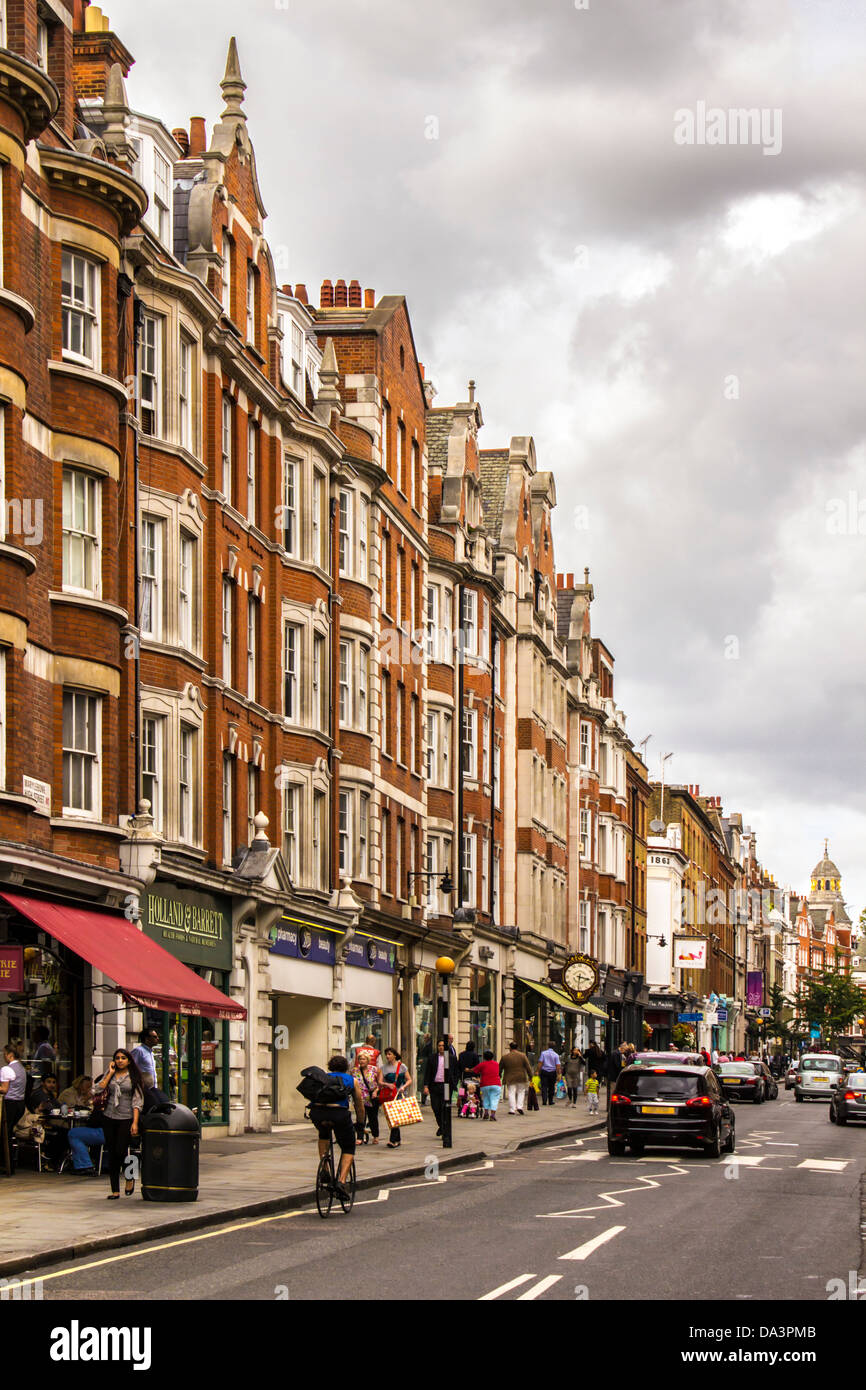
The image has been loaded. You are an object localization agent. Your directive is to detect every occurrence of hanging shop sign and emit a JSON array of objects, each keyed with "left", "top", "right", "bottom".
[
  {"left": 746, "top": 971, "right": 764, "bottom": 1008},
  {"left": 673, "top": 937, "right": 708, "bottom": 970},
  {"left": 141, "top": 884, "right": 232, "bottom": 971}
]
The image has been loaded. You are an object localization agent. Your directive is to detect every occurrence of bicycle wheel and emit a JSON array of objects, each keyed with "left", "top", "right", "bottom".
[
  {"left": 315, "top": 1154, "right": 334, "bottom": 1218},
  {"left": 338, "top": 1160, "right": 356, "bottom": 1214}
]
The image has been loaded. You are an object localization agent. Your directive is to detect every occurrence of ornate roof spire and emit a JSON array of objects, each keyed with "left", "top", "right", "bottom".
[
  {"left": 220, "top": 37, "right": 247, "bottom": 123},
  {"left": 101, "top": 62, "right": 135, "bottom": 169}
]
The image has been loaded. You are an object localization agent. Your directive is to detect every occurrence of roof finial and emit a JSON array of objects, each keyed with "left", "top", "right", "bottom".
[
  {"left": 220, "top": 37, "right": 247, "bottom": 122},
  {"left": 824, "top": 836, "right": 829, "bottom": 858},
  {"left": 468, "top": 379, "right": 476, "bottom": 403},
  {"left": 584, "top": 566, "right": 590, "bottom": 585}
]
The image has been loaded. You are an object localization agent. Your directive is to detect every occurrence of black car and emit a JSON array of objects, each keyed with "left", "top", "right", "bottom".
[
  {"left": 829, "top": 1072, "right": 866, "bottom": 1125},
  {"left": 715, "top": 1061, "right": 770, "bottom": 1102},
  {"left": 607, "top": 1064, "right": 735, "bottom": 1157}
]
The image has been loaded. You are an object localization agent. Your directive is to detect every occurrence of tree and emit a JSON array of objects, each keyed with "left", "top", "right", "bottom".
[{"left": 795, "top": 970, "right": 866, "bottom": 1044}]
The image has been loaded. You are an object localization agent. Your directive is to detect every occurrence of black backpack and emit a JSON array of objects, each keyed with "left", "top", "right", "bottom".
[{"left": 297, "top": 1066, "right": 352, "bottom": 1107}]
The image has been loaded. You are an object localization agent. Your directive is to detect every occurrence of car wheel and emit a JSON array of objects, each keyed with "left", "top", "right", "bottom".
[
  {"left": 753, "top": 1088, "right": 763, "bottom": 1104},
  {"left": 607, "top": 1138, "right": 626, "bottom": 1156},
  {"left": 829, "top": 1105, "right": 836, "bottom": 1122},
  {"left": 837, "top": 1113, "right": 847, "bottom": 1126},
  {"left": 707, "top": 1127, "right": 723, "bottom": 1158},
  {"left": 723, "top": 1120, "right": 736, "bottom": 1153},
  {"left": 795, "top": 1092, "right": 803, "bottom": 1103}
]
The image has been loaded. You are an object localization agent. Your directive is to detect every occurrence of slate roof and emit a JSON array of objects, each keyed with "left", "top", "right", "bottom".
[
  {"left": 426, "top": 410, "right": 455, "bottom": 472},
  {"left": 478, "top": 451, "right": 510, "bottom": 542}
]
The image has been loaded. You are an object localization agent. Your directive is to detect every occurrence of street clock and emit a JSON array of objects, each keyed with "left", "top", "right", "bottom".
[{"left": 562, "top": 952, "right": 601, "bottom": 1004}]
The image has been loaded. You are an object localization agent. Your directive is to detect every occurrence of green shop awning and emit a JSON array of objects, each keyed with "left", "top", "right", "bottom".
[
  {"left": 516, "top": 976, "right": 588, "bottom": 1016},
  {"left": 580, "top": 1001, "right": 610, "bottom": 1020}
]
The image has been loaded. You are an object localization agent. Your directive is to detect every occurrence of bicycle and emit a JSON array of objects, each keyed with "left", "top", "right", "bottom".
[{"left": 315, "top": 1125, "right": 356, "bottom": 1218}]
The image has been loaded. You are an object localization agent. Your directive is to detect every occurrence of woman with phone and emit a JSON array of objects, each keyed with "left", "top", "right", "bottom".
[{"left": 92, "top": 1049, "right": 144, "bottom": 1198}]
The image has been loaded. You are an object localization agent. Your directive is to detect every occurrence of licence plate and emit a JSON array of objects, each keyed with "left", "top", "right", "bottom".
[
  {"left": 813, "top": 1076, "right": 829, "bottom": 1083},
  {"left": 642, "top": 1105, "right": 675, "bottom": 1115},
  {"left": 723, "top": 1079, "right": 741, "bottom": 1084}
]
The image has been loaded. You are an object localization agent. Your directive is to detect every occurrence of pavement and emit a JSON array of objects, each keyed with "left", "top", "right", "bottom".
[{"left": 0, "top": 1098, "right": 606, "bottom": 1278}]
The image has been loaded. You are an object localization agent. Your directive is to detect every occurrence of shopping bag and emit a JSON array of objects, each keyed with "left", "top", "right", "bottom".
[{"left": 382, "top": 1095, "right": 424, "bottom": 1128}]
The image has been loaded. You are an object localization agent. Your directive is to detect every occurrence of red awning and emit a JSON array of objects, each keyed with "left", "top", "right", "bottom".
[{"left": 1, "top": 892, "right": 245, "bottom": 1021}]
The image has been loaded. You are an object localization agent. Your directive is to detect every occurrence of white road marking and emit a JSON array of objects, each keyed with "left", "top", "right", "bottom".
[
  {"left": 767, "top": 1141, "right": 799, "bottom": 1146},
  {"left": 540, "top": 1151, "right": 604, "bottom": 1163},
  {"left": 516, "top": 1274, "right": 563, "bottom": 1300},
  {"left": 479, "top": 1273, "right": 537, "bottom": 1301},
  {"left": 559, "top": 1226, "right": 626, "bottom": 1261},
  {"left": 721, "top": 1156, "right": 768, "bottom": 1167},
  {"left": 798, "top": 1157, "right": 851, "bottom": 1172},
  {"left": 796, "top": 1159, "right": 849, "bottom": 1171},
  {"left": 538, "top": 1166, "right": 686, "bottom": 1218}
]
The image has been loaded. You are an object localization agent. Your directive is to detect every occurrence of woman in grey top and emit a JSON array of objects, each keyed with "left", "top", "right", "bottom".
[
  {"left": 0, "top": 1045, "right": 28, "bottom": 1171},
  {"left": 93, "top": 1049, "right": 144, "bottom": 1198}
]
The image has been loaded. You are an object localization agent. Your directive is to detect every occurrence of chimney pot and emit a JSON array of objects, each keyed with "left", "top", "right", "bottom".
[
  {"left": 281, "top": 283, "right": 292, "bottom": 296},
  {"left": 567, "top": 572, "right": 574, "bottom": 588},
  {"left": 334, "top": 279, "right": 348, "bottom": 307},
  {"left": 294, "top": 283, "right": 308, "bottom": 305},
  {"left": 348, "top": 279, "right": 362, "bottom": 307},
  {"left": 172, "top": 127, "right": 190, "bottom": 157},
  {"left": 418, "top": 361, "right": 425, "bottom": 380},
  {"left": 320, "top": 280, "right": 334, "bottom": 308},
  {"left": 188, "top": 117, "right": 207, "bottom": 156},
  {"left": 364, "top": 288, "right": 375, "bottom": 308}
]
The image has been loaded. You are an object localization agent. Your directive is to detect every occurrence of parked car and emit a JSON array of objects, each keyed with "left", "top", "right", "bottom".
[
  {"left": 758, "top": 1062, "right": 779, "bottom": 1100},
  {"left": 829, "top": 1072, "right": 866, "bottom": 1125},
  {"left": 607, "top": 1063, "right": 735, "bottom": 1157},
  {"left": 785, "top": 1065, "right": 799, "bottom": 1090},
  {"left": 794, "top": 1053, "right": 846, "bottom": 1102},
  {"left": 717, "top": 1061, "right": 768, "bottom": 1103}
]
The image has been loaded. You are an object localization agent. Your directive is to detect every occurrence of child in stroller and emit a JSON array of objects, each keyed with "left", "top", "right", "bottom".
[{"left": 458, "top": 1075, "right": 483, "bottom": 1119}]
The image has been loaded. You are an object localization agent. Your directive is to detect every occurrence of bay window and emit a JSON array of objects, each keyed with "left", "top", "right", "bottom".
[
  {"left": 61, "top": 250, "right": 100, "bottom": 368},
  {"left": 62, "top": 690, "right": 100, "bottom": 817},
  {"left": 62, "top": 469, "right": 100, "bottom": 595}
]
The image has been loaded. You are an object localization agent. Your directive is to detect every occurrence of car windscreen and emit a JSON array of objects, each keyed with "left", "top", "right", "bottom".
[
  {"left": 800, "top": 1058, "right": 841, "bottom": 1072},
  {"left": 615, "top": 1071, "right": 701, "bottom": 1099},
  {"left": 844, "top": 1075, "right": 866, "bottom": 1090},
  {"left": 718, "top": 1064, "right": 754, "bottom": 1076}
]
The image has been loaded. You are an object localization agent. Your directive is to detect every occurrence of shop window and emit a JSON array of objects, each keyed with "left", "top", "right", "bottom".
[{"left": 346, "top": 1008, "right": 390, "bottom": 1066}]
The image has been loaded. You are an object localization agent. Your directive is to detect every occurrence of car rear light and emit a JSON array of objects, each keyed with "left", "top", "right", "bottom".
[
  {"left": 686, "top": 1096, "right": 713, "bottom": 1108},
  {"left": 844, "top": 1091, "right": 858, "bottom": 1101},
  {"left": 744, "top": 1078, "right": 758, "bottom": 1084},
  {"left": 609, "top": 1093, "right": 631, "bottom": 1105}
]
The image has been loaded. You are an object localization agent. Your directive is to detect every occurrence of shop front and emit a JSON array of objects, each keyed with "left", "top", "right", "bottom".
[
  {"left": 413, "top": 967, "right": 436, "bottom": 1083},
  {"left": 139, "top": 881, "right": 235, "bottom": 1129},
  {"left": 0, "top": 889, "right": 244, "bottom": 1131},
  {"left": 644, "top": 993, "right": 680, "bottom": 1050},
  {"left": 515, "top": 977, "right": 584, "bottom": 1062},
  {"left": 269, "top": 916, "right": 338, "bottom": 1123},
  {"left": 343, "top": 931, "right": 397, "bottom": 1062}
]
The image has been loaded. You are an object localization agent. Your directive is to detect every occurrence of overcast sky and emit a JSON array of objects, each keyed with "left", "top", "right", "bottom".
[{"left": 108, "top": 0, "right": 866, "bottom": 920}]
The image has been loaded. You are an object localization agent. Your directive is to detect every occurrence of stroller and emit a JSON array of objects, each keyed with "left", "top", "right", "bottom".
[{"left": 457, "top": 1076, "right": 484, "bottom": 1119}]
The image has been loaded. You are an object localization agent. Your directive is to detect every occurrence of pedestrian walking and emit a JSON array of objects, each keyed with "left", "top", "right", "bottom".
[
  {"left": 585, "top": 1071, "right": 600, "bottom": 1114},
  {"left": 0, "top": 1044, "right": 28, "bottom": 1172},
  {"left": 422, "top": 1039, "right": 453, "bottom": 1134},
  {"left": 378, "top": 1048, "right": 411, "bottom": 1148},
  {"left": 537, "top": 1044, "right": 561, "bottom": 1106},
  {"left": 499, "top": 1041, "right": 534, "bottom": 1114},
  {"left": 92, "top": 1049, "right": 143, "bottom": 1198},
  {"left": 353, "top": 1055, "right": 381, "bottom": 1143},
  {"left": 129, "top": 1027, "right": 160, "bottom": 1090},
  {"left": 467, "top": 1051, "right": 503, "bottom": 1120},
  {"left": 564, "top": 1049, "right": 584, "bottom": 1106}
]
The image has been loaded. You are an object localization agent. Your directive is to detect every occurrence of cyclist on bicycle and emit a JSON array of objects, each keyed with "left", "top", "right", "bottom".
[{"left": 310, "top": 1055, "right": 366, "bottom": 1195}]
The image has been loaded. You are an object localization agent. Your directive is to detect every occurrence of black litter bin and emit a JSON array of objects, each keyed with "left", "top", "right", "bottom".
[{"left": 140, "top": 1103, "right": 200, "bottom": 1202}]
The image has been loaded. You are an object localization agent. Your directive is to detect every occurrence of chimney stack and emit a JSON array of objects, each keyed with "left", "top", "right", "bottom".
[
  {"left": 188, "top": 117, "right": 207, "bottom": 156},
  {"left": 172, "top": 127, "right": 190, "bottom": 157},
  {"left": 73, "top": 5, "right": 135, "bottom": 102}
]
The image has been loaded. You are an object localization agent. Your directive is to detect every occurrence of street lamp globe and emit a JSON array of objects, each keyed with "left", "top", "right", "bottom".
[{"left": 435, "top": 956, "right": 456, "bottom": 975}]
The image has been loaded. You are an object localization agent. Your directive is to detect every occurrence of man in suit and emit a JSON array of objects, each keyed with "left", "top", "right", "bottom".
[{"left": 422, "top": 1038, "right": 454, "bottom": 1135}]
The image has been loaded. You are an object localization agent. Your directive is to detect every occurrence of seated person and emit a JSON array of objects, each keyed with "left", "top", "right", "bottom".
[
  {"left": 58, "top": 1075, "right": 92, "bottom": 1110},
  {"left": 28, "top": 1073, "right": 60, "bottom": 1113}
]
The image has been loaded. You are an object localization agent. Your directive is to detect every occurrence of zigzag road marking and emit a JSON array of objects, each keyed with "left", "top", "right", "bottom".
[{"left": 537, "top": 1164, "right": 689, "bottom": 1219}]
